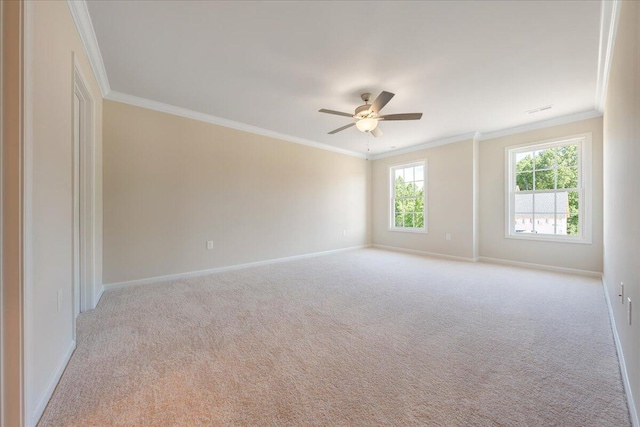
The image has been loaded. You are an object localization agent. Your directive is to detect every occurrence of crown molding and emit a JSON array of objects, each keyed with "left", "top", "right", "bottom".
[
  {"left": 595, "top": 0, "right": 621, "bottom": 112},
  {"left": 105, "top": 91, "right": 367, "bottom": 159},
  {"left": 66, "top": 0, "right": 110, "bottom": 97},
  {"left": 477, "top": 109, "right": 602, "bottom": 141},
  {"left": 370, "top": 109, "right": 602, "bottom": 160},
  {"left": 370, "top": 132, "right": 478, "bottom": 160}
]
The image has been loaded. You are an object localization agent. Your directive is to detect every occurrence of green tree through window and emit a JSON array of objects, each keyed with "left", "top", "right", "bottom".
[{"left": 391, "top": 163, "right": 425, "bottom": 229}]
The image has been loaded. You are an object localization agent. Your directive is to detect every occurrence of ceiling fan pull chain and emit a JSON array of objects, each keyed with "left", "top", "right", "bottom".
[{"left": 366, "top": 133, "right": 371, "bottom": 160}]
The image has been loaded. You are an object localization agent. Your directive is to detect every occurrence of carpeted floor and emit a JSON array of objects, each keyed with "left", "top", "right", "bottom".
[{"left": 39, "top": 248, "right": 630, "bottom": 426}]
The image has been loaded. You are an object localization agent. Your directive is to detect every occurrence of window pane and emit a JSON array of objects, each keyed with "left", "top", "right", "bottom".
[
  {"left": 406, "top": 182, "right": 416, "bottom": 196},
  {"left": 414, "top": 196, "right": 424, "bottom": 214},
  {"left": 405, "top": 167, "right": 414, "bottom": 183},
  {"left": 414, "top": 165, "right": 424, "bottom": 181},
  {"left": 404, "top": 198, "right": 415, "bottom": 213},
  {"left": 404, "top": 213, "right": 414, "bottom": 228},
  {"left": 395, "top": 214, "right": 403, "bottom": 228},
  {"left": 395, "top": 179, "right": 406, "bottom": 196},
  {"left": 557, "top": 144, "right": 578, "bottom": 167},
  {"left": 535, "top": 169, "right": 555, "bottom": 190},
  {"left": 415, "top": 180, "right": 424, "bottom": 193},
  {"left": 394, "top": 200, "right": 402, "bottom": 216},
  {"left": 515, "top": 193, "right": 533, "bottom": 214},
  {"left": 516, "top": 172, "right": 533, "bottom": 191},
  {"left": 533, "top": 192, "right": 556, "bottom": 214},
  {"left": 557, "top": 167, "right": 578, "bottom": 189},
  {"left": 533, "top": 193, "right": 556, "bottom": 235},
  {"left": 553, "top": 191, "right": 570, "bottom": 235},
  {"left": 395, "top": 168, "right": 403, "bottom": 181},
  {"left": 567, "top": 213, "right": 579, "bottom": 236},
  {"left": 515, "top": 152, "right": 533, "bottom": 172},
  {"left": 535, "top": 148, "right": 556, "bottom": 170},
  {"left": 415, "top": 212, "right": 424, "bottom": 228},
  {"left": 568, "top": 191, "right": 579, "bottom": 214},
  {"left": 514, "top": 214, "right": 534, "bottom": 233}
]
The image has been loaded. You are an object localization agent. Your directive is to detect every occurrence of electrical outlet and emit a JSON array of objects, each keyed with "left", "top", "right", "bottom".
[
  {"left": 57, "top": 289, "right": 62, "bottom": 312},
  {"left": 628, "top": 298, "right": 632, "bottom": 326},
  {"left": 206, "top": 240, "right": 214, "bottom": 250},
  {"left": 445, "top": 233, "right": 451, "bottom": 241},
  {"left": 619, "top": 282, "right": 624, "bottom": 304}
]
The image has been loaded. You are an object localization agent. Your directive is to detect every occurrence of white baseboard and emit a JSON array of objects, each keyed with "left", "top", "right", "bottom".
[
  {"left": 93, "top": 284, "right": 104, "bottom": 307},
  {"left": 104, "top": 245, "right": 372, "bottom": 290},
  {"left": 372, "top": 244, "right": 477, "bottom": 263},
  {"left": 30, "top": 340, "right": 76, "bottom": 427},
  {"left": 602, "top": 277, "right": 639, "bottom": 427},
  {"left": 477, "top": 256, "right": 602, "bottom": 278}
]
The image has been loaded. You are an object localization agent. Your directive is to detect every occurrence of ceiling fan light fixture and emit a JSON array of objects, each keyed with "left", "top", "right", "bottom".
[{"left": 356, "top": 117, "right": 378, "bottom": 132}]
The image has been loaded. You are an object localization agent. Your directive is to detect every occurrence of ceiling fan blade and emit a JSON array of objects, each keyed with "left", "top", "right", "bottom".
[
  {"left": 378, "top": 113, "right": 423, "bottom": 121},
  {"left": 328, "top": 122, "right": 355, "bottom": 134},
  {"left": 371, "top": 126, "right": 383, "bottom": 138},
  {"left": 319, "top": 109, "right": 354, "bottom": 118},
  {"left": 369, "top": 91, "right": 395, "bottom": 114}
]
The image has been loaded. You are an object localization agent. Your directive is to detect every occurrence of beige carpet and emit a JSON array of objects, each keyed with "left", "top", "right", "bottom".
[{"left": 39, "top": 248, "right": 630, "bottom": 426}]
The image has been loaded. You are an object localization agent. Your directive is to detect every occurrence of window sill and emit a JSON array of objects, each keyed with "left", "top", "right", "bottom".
[
  {"left": 389, "top": 227, "right": 428, "bottom": 234},
  {"left": 505, "top": 233, "right": 591, "bottom": 245}
]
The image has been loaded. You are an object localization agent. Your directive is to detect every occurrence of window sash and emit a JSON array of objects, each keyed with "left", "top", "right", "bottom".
[
  {"left": 506, "top": 136, "right": 588, "bottom": 242},
  {"left": 390, "top": 162, "right": 426, "bottom": 231}
]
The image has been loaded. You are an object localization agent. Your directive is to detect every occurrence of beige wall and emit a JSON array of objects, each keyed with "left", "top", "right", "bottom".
[
  {"left": 372, "top": 140, "right": 476, "bottom": 260},
  {"left": 2, "top": 1, "right": 24, "bottom": 425},
  {"left": 102, "top": 100, "right": 370, "bottom": 284},
  {"left": 478, "top": 117, "right": 604, "bottom": 272},
  {"left": 603, "top": 0, "right": 639, "bottom": 422},
  {"left": 29, "top": 1, "right": 103, "bottom": 424}
]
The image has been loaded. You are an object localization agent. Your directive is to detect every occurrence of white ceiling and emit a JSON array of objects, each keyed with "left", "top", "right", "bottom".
[{"left": 86, "top": 1, "right": 602, "bottom": 155}]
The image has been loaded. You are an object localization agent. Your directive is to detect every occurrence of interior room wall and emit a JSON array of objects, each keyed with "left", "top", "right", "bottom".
[
  {"left": 478, "top": 117, "right": 604, "bottom": 273},
  {"left": 602, "top": 1, "right": 639, "bottom": 423},
  {"left": 2, "top": 1, "right": 24, "bottom": 425},
  {"left": 29, "top": 1, "right": 103, "bottom": 424},
  {"left": 371, "top": 139, "right": 476, "bottom": 260},
  {"left": 102, "top": 100, "right": 371, "bottom": 285}
]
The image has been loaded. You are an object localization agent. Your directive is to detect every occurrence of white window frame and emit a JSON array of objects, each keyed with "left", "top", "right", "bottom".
[
  {"left": 389, "top": 160, "right": 428, "bottom": 233},
  {"left": 505, "top": 133, "right": 592, "bottom": 244}
]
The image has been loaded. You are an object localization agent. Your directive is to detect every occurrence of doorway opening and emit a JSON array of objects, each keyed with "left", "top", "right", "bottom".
[{"left": 72, "top": 62, "right": 96, "bottom": 337}]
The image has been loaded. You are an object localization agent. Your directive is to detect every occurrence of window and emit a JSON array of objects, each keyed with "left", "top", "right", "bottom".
[
  {"left": 390, "top": 161, "right": 427, "bottom": 232},
  {"left": 506, "top": 134, "right": 591, "bottom": 243}
]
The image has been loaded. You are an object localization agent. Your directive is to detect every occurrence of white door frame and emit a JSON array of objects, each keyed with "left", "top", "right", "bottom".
[{"left": 73, "top": 59, "right": 96, "bottom": 315}]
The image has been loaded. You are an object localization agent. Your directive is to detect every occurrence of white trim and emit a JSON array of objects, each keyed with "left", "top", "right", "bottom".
[
  {"left": 94, "top": 285, "right": 104, "bottom": 307},
  {"left": 371, "top": 132, "right": 476, "bottom": 160},
  {"left": 602, "top": 277, "right": 639, "bottom": 427},
  {"left": 504, "top": 133, "right": 592, "bottom": 244},
  {"left": 23, "top": 1, "right": 35, "bottom": 425},
  {"left": 472, "top": 134, "right": 480, "bottom": 259},
  {"left": 105, "top": 91, "right": 366, "bottom": 159},
  {"left": 372, "top": 244, "right": 477, "bottom": 263},
  {"left": 595, "top": 0, "right": 621, "bottom": 112},
  {"left": 66, "top": 0, "right": 110, "bottom": 97},
  {"left": 479, "top": 110, "right": 602, "bottom": 141},
  {"left": 73, "top": 62, "right": 98, "bottom": 312},
  {"left": 30, "top": 340, "right": 76, "bottom": 427},
  {"left": 104, "top": 245, "right": 371, "bottom": 290},
  {"left": 477, "top": 256, "right": 601, "bottom": 278},
  {"left": 370, "top": 111, "right": 602, "bottom": 161},
  {"left": 0, "top": 0, "right": 4, "bottom": 418}
]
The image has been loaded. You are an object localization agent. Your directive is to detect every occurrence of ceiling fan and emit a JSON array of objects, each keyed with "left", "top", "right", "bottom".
[{"left": 319, "top": 91, "right": 422, "bottom": 137}]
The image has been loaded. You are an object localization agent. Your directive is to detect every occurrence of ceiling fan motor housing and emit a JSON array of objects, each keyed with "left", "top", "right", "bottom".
[{"left": 355, "top": 104, "right": 374, "bottom": 118}]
